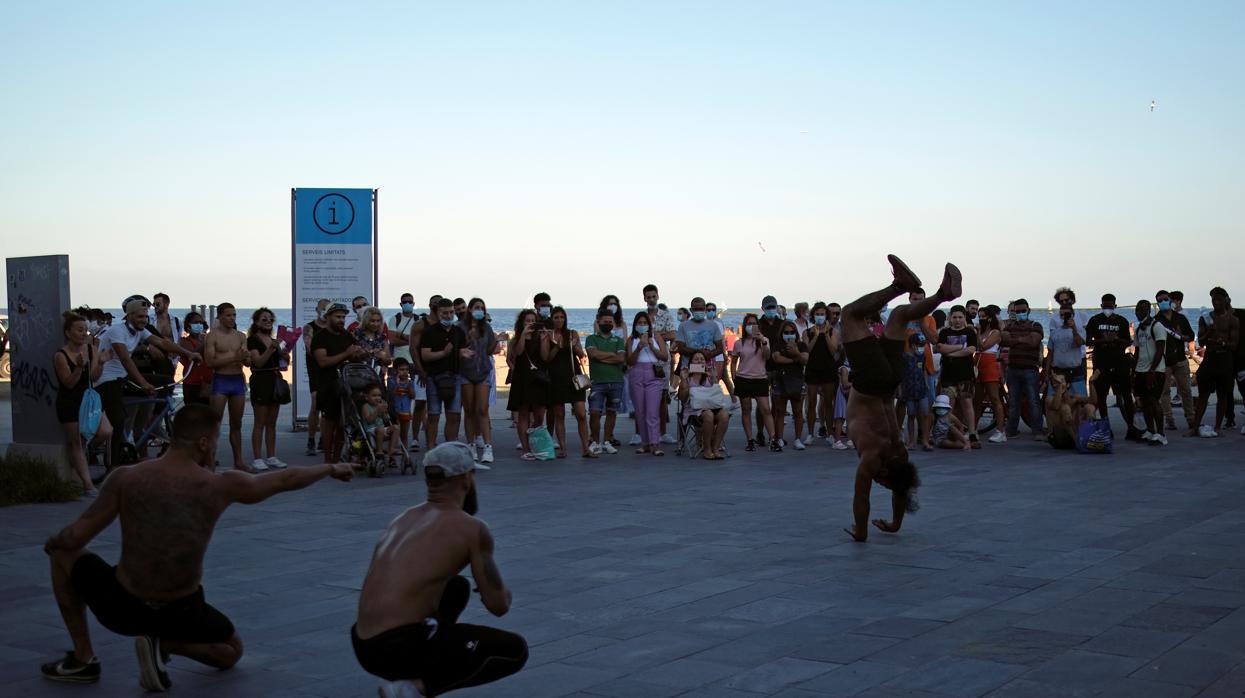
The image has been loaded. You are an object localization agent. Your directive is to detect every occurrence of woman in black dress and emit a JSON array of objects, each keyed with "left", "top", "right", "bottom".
[
  {"left": 802, "top": 302, "right": 840, "bottom": 446},
  {"left": 53, "top": 311, "right": 109, "bottom": 496},
  {"left": 506, "top": 309, "right": 548, "bottom": 460},
  {"left": 544, "top": 307, "right": 593, "bottom": 458},
  {"left": 246, "top": 308, "right": 289, "bottom": 470}
]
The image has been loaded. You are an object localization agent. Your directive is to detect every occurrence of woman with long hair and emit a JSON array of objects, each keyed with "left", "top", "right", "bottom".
[
  {"left": 53, "top": 311, "right": 111, "bottom": 496},
  {"left": 506, "top": 309, "right": 549, "bottom": 460},
  {"left": 802, "top": 302, "right": 838, "bottom": 447},
  {"left": 677, "top": 350, "right": 732, "bottom": 459},
  {"left": 247, "top": 308, "right": 288, "bottom": 470},
  {"left": 461, "top": 297, "right": 498, "bottom": 463},
  {"left": 626, "top": 311, "right": 670, "bottom": 455},
  {"left": 544, "top": 307, "right": 594, "bottom": 458},
  {"left": 730, "top": 313, "right": 780, "bottom": 452},
  {"left": 771, "top": 320, "right": 810, "bottom": 450},
  {"left": 975, "top": 304, "right": 1008, "bottom": 443}
]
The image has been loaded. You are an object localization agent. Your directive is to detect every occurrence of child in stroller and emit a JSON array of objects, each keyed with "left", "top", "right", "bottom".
[{"left": 360, "top": 385, "right": 401, "bottom": 467}]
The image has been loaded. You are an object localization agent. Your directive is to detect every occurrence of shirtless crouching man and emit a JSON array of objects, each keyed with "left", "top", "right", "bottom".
[
  {"left": 205, "top": 302, "right": 252, "bottom": 471},
  {"left": 843, "top": 255, "right": 961, "bottom": 542},
  {"left": 353, "top": 442, "right": 527, "bottom": 697},
  {"left": 39, "top": 404, "right": 353, "bottom": 690}
]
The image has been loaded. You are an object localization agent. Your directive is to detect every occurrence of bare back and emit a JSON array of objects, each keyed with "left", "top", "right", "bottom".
[
  {"left": 112, "top": 462, "right": 231, "bottom": 601},
  {"left": 356, "top": 504, "right": 481, "bottom": 638},
  {"left": 847, "top": 390, "right": 904, "bottom": 474}
]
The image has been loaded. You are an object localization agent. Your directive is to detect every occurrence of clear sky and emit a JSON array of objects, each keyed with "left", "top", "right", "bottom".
[{"left": 3, "top": 1, "right": 1242, "bottom": 313}]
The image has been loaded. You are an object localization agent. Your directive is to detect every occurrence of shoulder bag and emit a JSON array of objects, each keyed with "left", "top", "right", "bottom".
[{"left": 571, "top": 337, "right": 592, "bottom": 391}]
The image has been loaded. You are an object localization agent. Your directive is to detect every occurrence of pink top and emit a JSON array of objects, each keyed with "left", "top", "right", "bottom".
[{"left": 731, "top": 337, "right": 768, "bottom": 378}]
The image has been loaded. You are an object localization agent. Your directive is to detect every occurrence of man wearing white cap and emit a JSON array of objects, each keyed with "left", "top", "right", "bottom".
[{"left": 353, "top": 442, "right": 526, "bottom": 697}]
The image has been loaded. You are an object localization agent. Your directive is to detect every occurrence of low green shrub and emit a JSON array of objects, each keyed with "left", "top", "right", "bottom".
[{"left": 0, "top": 453, "right": 83, "bottom": 506}]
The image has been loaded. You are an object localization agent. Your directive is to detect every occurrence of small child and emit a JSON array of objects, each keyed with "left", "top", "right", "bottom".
[
  {"left": 931, "top": 394, "right": 970, "bottom": 450},
  {"left": 833, "top": 361, "right": 854, "bottom": 450},
  {"left": 361, "top": 385, "right": 399, "bottom": 465},
  {"left": 901, "top": 334, "right": 930, "bottom": 450},
  {"left": 389, "top": 358, "right": 415, "bottom": 454}
]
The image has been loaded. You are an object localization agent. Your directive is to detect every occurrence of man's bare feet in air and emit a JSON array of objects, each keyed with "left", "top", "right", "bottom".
[
  {"left": 887, "top": 254, "right": 922, "bottom": 293},
  {"left": 872, "top": 519, "right": 901, "bottom": 533},
  {"left": 844, "top": 525, "right": 868, "bottom": 542},
  {"left": 937, "top": 262, "right": 962, "bottom": 302}
]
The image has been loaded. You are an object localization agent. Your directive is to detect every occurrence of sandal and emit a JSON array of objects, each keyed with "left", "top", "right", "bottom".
[
  {"left": 635, "top": 447, "right": 650, "bottom": 455},
  {"left": 521, "top": 452, "right": 537, "bottom": 461},
  {"left": 652, "top": 449, "right": 665, "bottom": 457},
  {"left": 582, "top": 450, "right": 599, "bottom": 459}
]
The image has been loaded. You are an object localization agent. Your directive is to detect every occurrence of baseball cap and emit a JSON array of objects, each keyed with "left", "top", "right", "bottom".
[
  {"left": 762, "top": 295, "right": 778, "bottom": 309},
  {"left": 423, "top": 441, "right": 490, "bottom": 475},
  {"left": 325, "top": 302, "right": 350, "bottom": 316}
]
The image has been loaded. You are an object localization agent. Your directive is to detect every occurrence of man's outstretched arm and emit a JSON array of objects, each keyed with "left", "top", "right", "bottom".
[{"left": 221, "top": 463, "right": 354, "bottom": 505}]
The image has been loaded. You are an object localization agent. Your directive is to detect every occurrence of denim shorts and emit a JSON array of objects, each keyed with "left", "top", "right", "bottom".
[
  {"left": 426, "top": 374, "right": 462, "bottom": 415},
  {"left": 588, "top": 382, "right": 624, "bottom": 413}
]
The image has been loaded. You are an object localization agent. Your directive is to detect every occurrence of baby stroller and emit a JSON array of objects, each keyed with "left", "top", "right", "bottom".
[{"left": 339, "top": 362, "right": 411, "bottom": 477}]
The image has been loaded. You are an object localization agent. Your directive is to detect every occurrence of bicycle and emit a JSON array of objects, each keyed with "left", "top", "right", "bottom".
[{"left": 86, "top": 373, "right": 188, "bottom": 470}]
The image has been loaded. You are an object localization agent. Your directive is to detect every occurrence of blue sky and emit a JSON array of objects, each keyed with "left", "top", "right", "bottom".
[{"left": 3, "top": 1, "right": 1242, "bottom": 312}]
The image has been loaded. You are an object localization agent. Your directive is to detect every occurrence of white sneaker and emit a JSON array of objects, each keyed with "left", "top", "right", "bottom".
[
  {"left": 601, "top": 441, "right": 618, "bottom": 454},
  {"left": 481, "top": 445, "right": 494, "bottom": 464},
  {"left": 1141, "top": 431, "right": 1154, "bottom": 442},
  {"left": 1240, "top": 424, "right": 1245, "bottom": 436},
  {"left": 589, "top": 441, "right": 602, "bottom": 455},
  {"left": 802, "top": 434, "right": 814, "bottom": 445},
  {"left": 844, "top": 439, "right": 854, "bottom": 449},
  {"left": 1199, "top": 425, "right": 1219, "bottom": 438},
  {"left": 832, "top": 440, "right": 849, "bottom": 451},
  {"left": 988, "top": 431, "right": 1007, "bottom": 444},
  {"left": 250, "top": 459, "right": 269, "bottom": 472},
  {"left": 825, "top": 436, "right": 836, "bottom": 446},
  {"left": 793, "top": 438, "right": 806, "bottom": 451},
  {"left": 409, "top": 440, "right": 421, "bottom": 452},
  {"left": 379, "top": 680, "right": 421, "bottom": 698},
  {"left": 1153, "top": 434, "right": 1169, "bottom": 446},
  {"left": 661, "top": 433, "right": 677, "bottom": 444},
  {"left": 515, "top": 442, "right": 524, "bottom": 450},
  {"left": 629, "top": 434, "right": 643, "bottom": 446},
  {"left": 475, "top": 436, "right": 485, "bottom": 448},
  {"left": 264, "top": 457, "right": 287, "bottom": 469}
]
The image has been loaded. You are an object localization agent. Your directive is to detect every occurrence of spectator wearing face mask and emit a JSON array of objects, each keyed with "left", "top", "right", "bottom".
[
  {"left": 731, "top": 313, "right": 779, "bottom": 452},
  {"left": 770, "top": 320, "right": 809, "bottom": 450},
  {"left": 1000, "top": 298, "right": 1045, "bottom": 439},
  {"left": 937, "top": 305, "right": 979, "bottom": 448},
  {"left": 802, "top": 302, "right": 840, "bottom": 446},
  {"left": 179, "top": 311, "right": 213, "bottom": 406},
  {"left": 975, "top": 306, "right": 1008, "bottom": 443},
  {"left": 1046, "top": 287, "right": 1088, "bottom": 397},
  {"left": 586, "top": 308, "right": 626, "bottom": 455},
  {"left": 1132, "top": 299, "right": 1170, "bottom": 444},
  {"left": 640, "top": 284, "right": 678, "bottom": 446},
  {"left": 302, "top": 298, "right": 331, "bottom": 455},
  {"left": 1086, "top": 294, "right": 1139, "bottom": 440},
  {"left": 756, "top": 295, "right": 785, "bottom": 444},
  {"left": 1154, "top": 290, "right": 1196, "bottom": 432}
]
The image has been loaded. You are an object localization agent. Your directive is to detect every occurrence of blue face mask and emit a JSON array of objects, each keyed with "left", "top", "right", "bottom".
[
  {"left": 707, "top": 310, "right": 717, "bottom": 319},
  {"left": 814, "top": 315, "right": 826, "bottom": 326},
  {"left": 471, "top": 309, "right": 485, "bottom": 321},
  {"left": 189, "top": 323, "right": 204, "bottom": 334},
  {"left": 692, "top": 311, "right": 706, "bottom": 322},
  {"left": 1158, "top": 300, "right": 1172, "bottom": 312},
  {"left": 635, "top": 325, "right": 649, "bottom": 334},
  {"left": 401, "top": 302, "right": 414, "bottom": 313},
  {"left": 1017, "top": 312, "right": 1030, "bottom": 321},
  {"left": 745, "top": 325, "right": 756, "bottom": 336},
  {"left": 934, "top": 408, "right": 950, "bottom": 417},
  {"left": 439, "top": 317, "right": 454, "bottom": 327},
  {"left": 538, "top": 306, "right": 552, "bottom": 318},
  {"left": 764, "top": 309, "right": 778, "bottom": 319},
  {"left": 782, "top": 333, "right": 797, "bottom": 342}
]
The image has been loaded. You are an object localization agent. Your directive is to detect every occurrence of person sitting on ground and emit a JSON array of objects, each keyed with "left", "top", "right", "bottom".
[
  {"left": 1044, "top": 374, "right": 1113, "bottom": 453},
  {"left": 677, "top": 351, "right": 733, "bottom": 460},
  {"left": 352, "top": 442, "right": 527, "bottom": 698},
  {"left": 841, "top": 254, "right": 956, "bottom": 542},
  {"left": 39, "top": 404, "right": 352, "bottom": 691},
  {"left": 930, "top": 394, "right": 971, "bottom": 450}
]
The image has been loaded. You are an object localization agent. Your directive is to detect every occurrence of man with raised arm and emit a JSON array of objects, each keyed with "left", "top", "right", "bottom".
[
  {"left": 39, "top": 404, "right": 354, "bottom": 691},
  {"left": 353, "top": 442, "right": 527, "bottom": 697},
  {"left": 841, "top": 255, "right": 960, "bottom": 542}
]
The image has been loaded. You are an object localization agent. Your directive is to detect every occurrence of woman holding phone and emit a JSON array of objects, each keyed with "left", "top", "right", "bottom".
[{"left": 626, "top": 311, "right": 670, "bottom": 455}]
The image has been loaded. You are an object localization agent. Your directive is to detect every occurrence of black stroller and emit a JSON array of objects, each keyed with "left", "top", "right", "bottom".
[{"left": 338, "top": 362, "right": 411, "bottom": 477}]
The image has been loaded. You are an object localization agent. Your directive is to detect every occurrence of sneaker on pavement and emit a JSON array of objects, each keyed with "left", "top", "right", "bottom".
[
  {"left": 601, "top": 441, "right": 618, "bottom": 454},
  {"left": 305, "top": 440, "right": 317, "bottom": 456},
  {"left": 40, "top": 651, "right": 100, "bottom": 684},
  {"left": 135, "top": 636, "right": 171, "bottom": 692},
  {"left": 1240, "top": 424, "right": 1245, "bottom": 436},
  {"left": 661, "top": 433, "right": 677, "bottom": 444},
  {"left": 589, "top": 441, "right": 602, "bottom": 455},
  {"left": 481, "top": 445, "right": 495, "bottom": 464},
  {"left": 515, "top": 442, "right": 524, "bottom": 450},
  {"left": 1141, "top": 431, "right": 1154, "bottom": 442},
  {"left": 802, "top": 434, "right": 814, "bottom": 445},
  {"left": 988, "top": 431, "right": 1007, "bottom": 444},
  {"left": 825, "top": 436, "right": 836, "bottom": 446},
  {"left": 250, "top": 459, "right": 269, "bottom": 472},
  {"left": 264, "top": 457, "right": 287, "bottom": 469},
  {"left": 410, "top": 440, "right": 421, "bottom": 452},
  {"left": 832, "top": 440, "right": 848, "bottom": 451},
  {"left": 793, "top": 439, "right": 806, "bottom": 451},
  {"left": 629, "top": 434, "right": 643, "bottom": 446},
  {"left": 474, "top": 436, "right": 485, "bottom": 448},
  {"left": 379, "top": 680, "right": 422, "bottom": 698},
  {"left": 1199, "top": 425, "right": 1219, "bottom": 438},
  {"left": 1153, "top": 434, "right": 1169, "bottom": 446}
]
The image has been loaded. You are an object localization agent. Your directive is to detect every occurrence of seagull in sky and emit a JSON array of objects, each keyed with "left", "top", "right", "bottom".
[
  {"left": 757, "top": 242, "right": 767, "bottom": 253},
  {"left": 1150, "top": 100, "right": 1157, "bottom": 112}
]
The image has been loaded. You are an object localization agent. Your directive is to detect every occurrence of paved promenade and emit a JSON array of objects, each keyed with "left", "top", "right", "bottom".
[{"left": 2, "top": 393, "right": 1245, "bottom": 696}]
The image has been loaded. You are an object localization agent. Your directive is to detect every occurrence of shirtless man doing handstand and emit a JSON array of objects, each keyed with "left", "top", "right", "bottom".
[{"left": 842, "top": 255, "right": 961, "bottom": 542}]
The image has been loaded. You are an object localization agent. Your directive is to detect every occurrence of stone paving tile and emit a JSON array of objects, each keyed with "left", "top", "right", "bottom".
[{"left": 2, "top": 409, "right": 1244, "bottom": 696}]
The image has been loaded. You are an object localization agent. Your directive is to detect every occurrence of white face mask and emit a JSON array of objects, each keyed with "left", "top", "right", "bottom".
[{"left": 1102, "top": 308, "right": 1115, "bottom": 317}]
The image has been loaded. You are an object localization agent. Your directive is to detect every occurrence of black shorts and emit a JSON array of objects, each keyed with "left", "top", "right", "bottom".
[
  {"left": 71, "top": 553, "right": 235, "bottom": 643},
  {"left": 1092, "top": 365, "right": 1132, "bottom": 399},
  {"left": 845, "top": 336, "right": 905, "bottom": 398},
  {"left": 1134, "top": 372, "right": 1164, "bottom": 400},
  {"left": 734, "top": 376, "right": 770, "bottom": 399},
  {"left": 306, "top": 355, "right": 320, "bottom": 393},
  {"left": 318, "top": 386, "right": 343, "bottom": 421},
  {"left": 1198, "top": 352, "right": 1234, "bottom": 393},
  {"left": 351, "top": 577, "right": 527, "bottom": 695}
]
